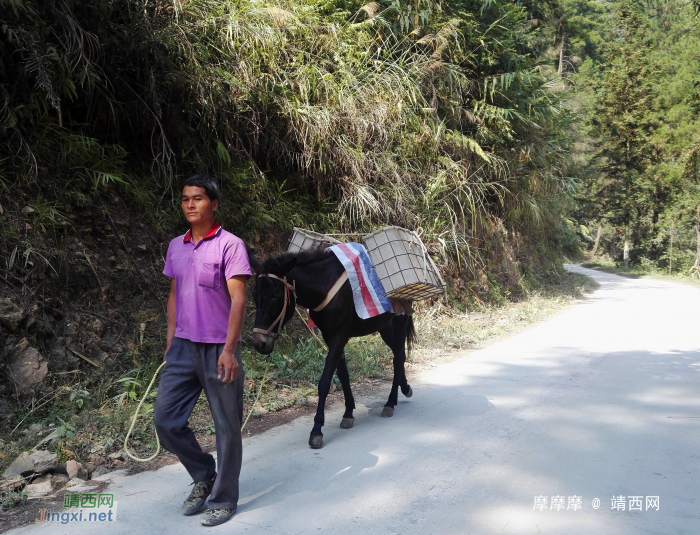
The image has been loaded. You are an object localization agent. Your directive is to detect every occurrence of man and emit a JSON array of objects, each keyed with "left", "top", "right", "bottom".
[{"left": 154, "top": 175, "right": 251, "bottom": 527}]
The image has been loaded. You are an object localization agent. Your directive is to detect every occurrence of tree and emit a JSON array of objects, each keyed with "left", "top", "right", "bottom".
[{"left": 570, "top": 0, "right": 700, "bottom": 268}]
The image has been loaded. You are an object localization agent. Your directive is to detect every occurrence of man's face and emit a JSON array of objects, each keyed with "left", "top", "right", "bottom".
[{"left": 181, "top": 186, "right": 218, "bottom": 226}]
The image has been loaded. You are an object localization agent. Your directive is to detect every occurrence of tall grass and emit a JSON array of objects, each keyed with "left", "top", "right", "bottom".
[{"left": 2, "top": 0, "right": 577, "bottom": 290}]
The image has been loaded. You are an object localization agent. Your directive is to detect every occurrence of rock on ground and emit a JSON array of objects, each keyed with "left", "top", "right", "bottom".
[
  {"left": 65, "top": 460, "right": 88, "bottom": 480},
  {"left": 24, "top": 475, "right": 54, "bottom": 499},
  {"left": 91, "top": 467, "right": 111, "bottom": 478},
  {"left": 107, "top": 450, "right": 127, "bottom": 462},
  {"left": 0, "top": 298, "right": 23, "bottom": 331},
  {"left": 8, "top": 339, "right": 48, "bottom": 393},
  {"left": 0, "top": 476, "right": 24, "bottom": 493},
  {"left": 52, "top": 474, "right": 69, "bottom": 487},
  {"left": 2, "top": 451, "right": 57, "bottom": 479}
]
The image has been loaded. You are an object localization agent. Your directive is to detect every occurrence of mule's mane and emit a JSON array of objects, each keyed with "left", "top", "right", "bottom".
[{"left": 259, "top": 248, "right": 329, "bottom": 274}]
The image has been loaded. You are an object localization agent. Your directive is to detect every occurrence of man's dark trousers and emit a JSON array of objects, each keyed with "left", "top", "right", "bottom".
[{"left": 154, "top": 337, "right": 244, "bottom": 510}]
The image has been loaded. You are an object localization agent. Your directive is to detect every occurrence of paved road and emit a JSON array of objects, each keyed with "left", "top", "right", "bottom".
[{"left": 10, "top": 265, "right": 700, "bottom": 534}]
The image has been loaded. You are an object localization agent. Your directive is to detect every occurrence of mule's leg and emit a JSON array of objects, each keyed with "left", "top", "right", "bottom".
[
  {"left": 335, "top": 355, "right": 356, "bottom": 428},
  {"left": 400, "top": 316, "right": 414, "bottom": 398},
  {"left": 309, "top": 339, "right": 346, "bottom": 449},
  {"left": 378, "top": 316, "right": 412, "bottom": 417}
]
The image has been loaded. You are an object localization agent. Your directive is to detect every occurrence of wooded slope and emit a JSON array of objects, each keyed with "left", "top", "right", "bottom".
[
  {"left": 0, "top": 0, "right": 577, "bottom": 433},
  {"left": 565, "top": 0, "right": 700, "bottom": 272}
]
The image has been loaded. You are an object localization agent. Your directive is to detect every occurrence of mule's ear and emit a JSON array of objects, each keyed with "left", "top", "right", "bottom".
[
  {"left": 246, "top": 244, "right": 261, "bottom": 271},
  {"left": 275, "top": 257, "right": 297, "bottom": 276}
]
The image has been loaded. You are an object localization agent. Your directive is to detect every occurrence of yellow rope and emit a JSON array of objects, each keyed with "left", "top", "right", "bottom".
[
  {"left": 295, "top": 307, "right": 327, "bottom": 349},
  {"left": 125, "top": 359, "right": 271, "bottom": 463},
  {"left": 241, "top": 364, "right": 269, "bottom": 431},
  {"left": 124, "top": 361, "right": 165, "bottom": 462}
]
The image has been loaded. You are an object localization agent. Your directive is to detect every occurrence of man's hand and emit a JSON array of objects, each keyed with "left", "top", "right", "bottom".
[
  {"left": 218, "top": 275, "right": 246, "bottom": 382},
  {"left": 217, "top": 347, "right": 240, "bottom": 382}
]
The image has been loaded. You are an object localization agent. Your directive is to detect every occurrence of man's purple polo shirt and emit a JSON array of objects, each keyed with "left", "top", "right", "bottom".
[{"left": 163, "top": 224, "right": 251, "bottom": 344}]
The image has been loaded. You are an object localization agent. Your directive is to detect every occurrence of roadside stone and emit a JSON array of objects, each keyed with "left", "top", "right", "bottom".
[
  {"left": 107, "top": 450, "right": 127, "bottom": 462},
  {"left": 2, "top": 454, "right": 33, "bottom": 478},
  {"left": 0, "top": 298, "right": 23, "bottom": 331},
  {"left": 88, "top": 453, "right": 107, "bottom": 466},
  {"left": 66, "top": 459, "right": 82, "bottom": 479},
  {"left": 91, "top": 466, "right": 111, "bottom": 478},
  {"left": 52, "top": 474, "right": 69, "bottom": 489},
  {"left": 0, "top": 476, "right": 23, "bottom": 493},
  {"left": 28, "top": 450, "right": 58, "bottom": 474},
  {"left": 24, "top": 474, "right": 54, "bottom": 499},
  {"left": 2, "top": 450, "right": 57, "bottom": 478},
  {"left": 8, "top": 339, "right": 48, "bottom": 392}
]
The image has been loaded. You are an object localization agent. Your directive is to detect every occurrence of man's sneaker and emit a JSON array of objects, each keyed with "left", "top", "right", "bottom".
[
  {"left": 200, "top": 508, "right": 236, "bottom": 527},
  {"left": 183, "top": 473, "right": 216, "bottom": 515}
]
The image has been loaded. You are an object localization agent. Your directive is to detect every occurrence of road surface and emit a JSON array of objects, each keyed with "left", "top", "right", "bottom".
[{"left": 10, "top": 265, "right": 700, "bottom": 534}]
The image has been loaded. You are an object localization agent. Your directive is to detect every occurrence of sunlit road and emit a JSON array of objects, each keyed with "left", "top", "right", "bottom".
[{"left": 10, "top": 265, "right": 700, "bottom": 534}]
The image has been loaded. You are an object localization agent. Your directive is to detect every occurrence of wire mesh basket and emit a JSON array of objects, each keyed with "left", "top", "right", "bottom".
[
  {"left": 287, "top": 227, "right": 342, "bottom": 254},
  {"left": 362, "top": 226, "right": 445, "bottom": 301}
]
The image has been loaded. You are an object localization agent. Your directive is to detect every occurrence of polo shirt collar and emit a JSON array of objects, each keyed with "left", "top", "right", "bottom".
[{"left": 183, "top": 223, "right": 222, "bottom": 243}]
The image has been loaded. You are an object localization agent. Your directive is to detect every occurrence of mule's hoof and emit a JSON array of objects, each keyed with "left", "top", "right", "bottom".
[
  {"left": 402, "top": 386, "right": 413, "bottom": 398},
  {"left": 309, "top": 433, "right": 324, "bottom": 449},
  {"left": 381, "top": 406, "right": 394, "bottom": 418},
  {"left": 340, "top": 417, "right": 355, "bottom": 429}
]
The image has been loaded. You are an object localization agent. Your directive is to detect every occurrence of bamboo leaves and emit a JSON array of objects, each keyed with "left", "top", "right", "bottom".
[{"left": 1, "top": 0, "right": 579, "bottom": 283}]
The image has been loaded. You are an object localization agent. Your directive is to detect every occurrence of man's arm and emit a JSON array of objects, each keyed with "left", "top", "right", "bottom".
[
  {"left": 217, "top": 275, "right": 248, "bottom": 382},
  {"left": 164, "top": 278, "right": 176, "bottom": 360}
]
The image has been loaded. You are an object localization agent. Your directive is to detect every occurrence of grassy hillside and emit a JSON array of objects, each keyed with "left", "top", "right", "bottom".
[{"left": 0, "top": 0, "right": 582, "bottom": 489}]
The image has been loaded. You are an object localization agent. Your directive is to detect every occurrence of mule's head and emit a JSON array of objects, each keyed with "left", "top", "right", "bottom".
[{"left": 251, "top": 255, "right": 297, "bottom": 354}]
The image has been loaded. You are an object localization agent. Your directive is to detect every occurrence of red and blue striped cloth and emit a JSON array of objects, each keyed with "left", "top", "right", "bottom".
[{"left": 329, "top": 242, "right": 393, "bottom": 319}]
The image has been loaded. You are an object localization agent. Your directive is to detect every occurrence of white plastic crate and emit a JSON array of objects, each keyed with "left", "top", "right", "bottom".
[
  {"left": 362, "top": 226, "right": 445, "bottom": 300},
  {"left": 287, "top": 227, "right": 342, "bottom": 254}
]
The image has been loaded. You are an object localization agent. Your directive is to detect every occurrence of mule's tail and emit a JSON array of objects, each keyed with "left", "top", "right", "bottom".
[{"left": 406, "top": 315, "right": 417, "bottom": 354}]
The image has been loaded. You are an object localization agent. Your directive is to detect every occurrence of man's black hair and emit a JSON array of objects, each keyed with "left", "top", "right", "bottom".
[{"left": 183, "top": 175, "right": 220, "bottom": 202}]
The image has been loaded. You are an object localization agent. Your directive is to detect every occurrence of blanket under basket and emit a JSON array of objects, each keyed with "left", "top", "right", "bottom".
[{"left": 328, "top": 243, "right": 393, "bottom": 319}]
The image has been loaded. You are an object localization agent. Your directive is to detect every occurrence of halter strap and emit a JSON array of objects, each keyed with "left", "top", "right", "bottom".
[
  {"left": 253, "top": 271, "right": 347, "bottom": 338},
  {"left": 252, "top": 273, "right": 296, "bottom": 339}
]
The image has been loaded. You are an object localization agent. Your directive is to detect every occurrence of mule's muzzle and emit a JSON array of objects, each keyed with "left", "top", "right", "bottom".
[{"left": 251, "top": 331, "right": 276, "bottom": 354}]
